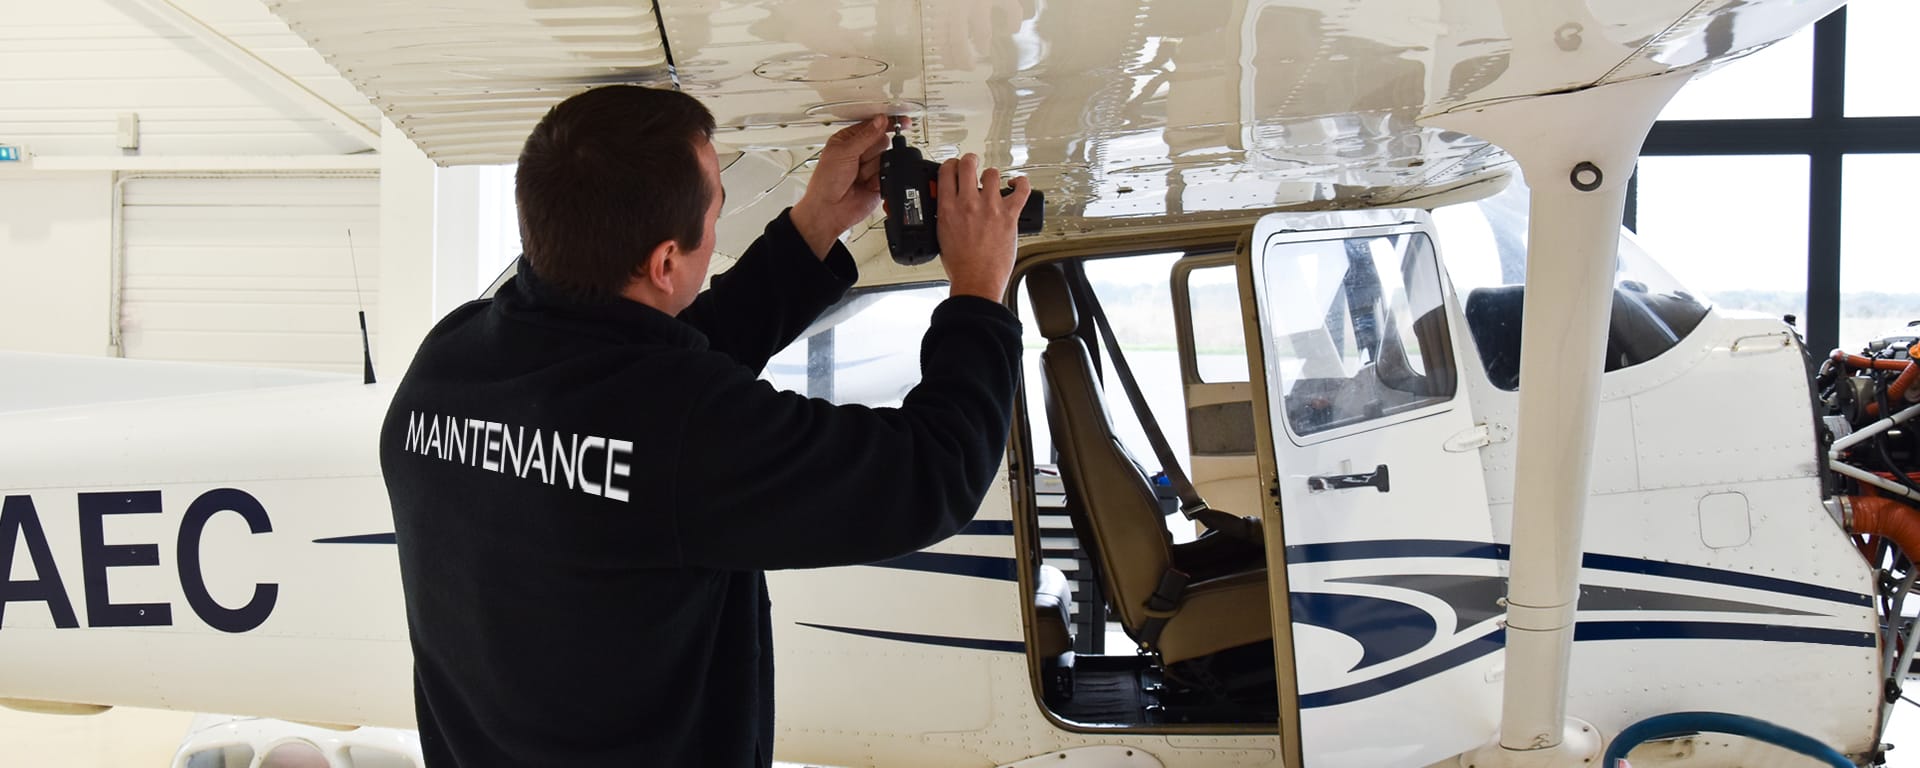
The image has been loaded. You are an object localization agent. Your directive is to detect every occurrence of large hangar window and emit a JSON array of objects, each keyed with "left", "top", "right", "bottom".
[
  {"left": 1632, "top": 155, "right": 1810, "bottom": 331},
  {"left": 1844, "top": 0, "right": 1920, "bottom": 118},
  {"left": 1840, "top": 153, "right": 1920, "bottom": 348},
  {"left": 1628, "top": 0, "right": 1920, "bottom": 356}
]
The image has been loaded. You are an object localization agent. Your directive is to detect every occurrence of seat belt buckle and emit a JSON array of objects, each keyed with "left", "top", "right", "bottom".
[
  {"left": 1144, "top": 568, "right": 1190, "bottom": 613},
  {"left": 1150, "top": 472, "right": 1181, "bottom": 516}
]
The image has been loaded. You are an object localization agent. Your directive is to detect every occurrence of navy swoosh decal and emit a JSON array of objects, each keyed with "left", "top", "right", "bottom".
[
  {"left": 1286, "top": 539, "right": 1869, "bottom": 607},
  {"left": 1577, "top": 584, "right": 1822, "bottom": 617},
  {"left": 1329, "top": 575, "right": 1823, "bottom": 638},
  {"left": 314, "top": 533, "right": 397, "bottom": 544},
  {"left": 798, "top": 622, "right": 1024, "bottom": 654},
  {"left": 959, "top": 520, "right": 1015, "bottom": 536},
  {"left": 1581, "top": 553, "right": 1872, "bottom": 608},
  {"left": 1299, "top": 621, "right": 1873, "bottom": 708},
  {"left": 1286, "top": 539, "right": 1508, "bottom": 563},
  {"left": 1290, "top": 592, "right": 1436, "bottom": 671},
  {"left": 1301, "top": 628, "right": 1507, "bottom": 708},
  {"left": 1573, "top": 621, "right": 1875, "bottom": 647},
  {"left": 1330, "top": 574, "right": 1508, "bottom": 633},
  {"left": 870, "top": 552, "right": 1017, "bottom": 581}
]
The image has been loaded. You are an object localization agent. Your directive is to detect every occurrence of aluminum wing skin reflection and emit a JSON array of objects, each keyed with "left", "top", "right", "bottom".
[
  {"left": 264, "top": 0, "right": 673, "bottom": 166},
  {"left": 267, "top": 0, "right": 1842, "bottom": 226}
]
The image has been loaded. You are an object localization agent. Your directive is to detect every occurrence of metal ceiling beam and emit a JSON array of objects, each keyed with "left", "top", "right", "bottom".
[
  {"left": 29, "top": 155, "right": 381, "bottom": 172},
  {"left": 114, "top": 0, "right": 380, "bottom": 150}
]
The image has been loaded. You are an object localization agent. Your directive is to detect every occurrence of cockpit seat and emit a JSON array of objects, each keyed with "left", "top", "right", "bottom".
[
  {"left": 1033, "top": 563, "right": 1074, "bottom": 660},
  {"left": 1034, "top": 563, "right": 1076, "bottom": 699},
  {"left": 1026, "top": 263, "right": 1273, "bottom": 667}
]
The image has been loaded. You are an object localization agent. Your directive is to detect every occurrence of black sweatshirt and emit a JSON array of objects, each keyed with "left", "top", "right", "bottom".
[{"left": 378, "top": 210, "right": 1022, "bottom": 767}]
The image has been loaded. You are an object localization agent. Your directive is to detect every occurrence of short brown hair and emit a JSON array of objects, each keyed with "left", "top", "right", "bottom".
[{"left": 515, "top": 86, "right": 717, "bottom": 302}]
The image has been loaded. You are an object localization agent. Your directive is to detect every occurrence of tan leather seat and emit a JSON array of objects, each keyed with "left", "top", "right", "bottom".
[{"left": 1026, "top": 264, "right": 1273, "bottom": 666}]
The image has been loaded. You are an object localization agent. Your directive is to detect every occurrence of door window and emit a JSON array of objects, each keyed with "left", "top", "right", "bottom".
[{"left": 1261, "top": 231, "right": 1457, "bottom": 437}]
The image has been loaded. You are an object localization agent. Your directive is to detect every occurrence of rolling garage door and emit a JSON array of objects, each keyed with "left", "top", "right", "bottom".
[{"left": 119, "top": 174, "right": 379, "bottom": 375}]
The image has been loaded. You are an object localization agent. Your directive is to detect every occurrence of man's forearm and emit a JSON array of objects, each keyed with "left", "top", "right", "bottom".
[
  {"left": 788, "top": 202, "right": 843, "bottom": 260},
  {"left": 677, "top": 209, "right": 856, "bottom": 369}
]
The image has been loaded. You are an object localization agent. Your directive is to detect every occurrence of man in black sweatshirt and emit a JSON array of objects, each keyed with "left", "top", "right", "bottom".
[{"left": 378, "top": 85, "right": 1030, "bottom": 766}]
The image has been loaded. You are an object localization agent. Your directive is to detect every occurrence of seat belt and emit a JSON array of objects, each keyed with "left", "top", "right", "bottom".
[
  {"left": 1069, "top": 270, "right": 1264, "bottom": 547},
  {"left": 1137, "top": 567, "right": 1190, "bottom": 651}
]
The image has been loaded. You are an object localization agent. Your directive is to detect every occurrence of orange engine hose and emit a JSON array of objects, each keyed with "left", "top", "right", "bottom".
[
  {"left": 1847, "top": 343, "right": 1918, "bottom": 417},
  {"left": 1896, "top": 343, "right": 1920, "bottom": 402},
  {"left": 1890, "top": 363, "right": 1920, "bottom": 403},
  {"left": 1832, "top": 350, "right": 1911, "bottom": 372},
  {"left": 1849, "top": 496, "right": 1920, "bottom": 560}
]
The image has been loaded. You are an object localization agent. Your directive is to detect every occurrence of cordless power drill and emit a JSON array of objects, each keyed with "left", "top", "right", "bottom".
[{"left": 879, "top": 131, "right": 1044, "bottom": 266}]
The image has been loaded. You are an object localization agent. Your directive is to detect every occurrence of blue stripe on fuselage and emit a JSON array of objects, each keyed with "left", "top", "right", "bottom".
[
  {"left": 1298, "top": 620, "right": 1874, "bottom": 708},
  {"left": 870, "top": 551, "right": 1018, "bottom": 581},
  {"left": 313, "top": 533, "right": 398, "bottom": 544},
  {"left": 797, "top": 622, "right": 1025, "bottom": 654},
  {"left": 1284, "top": 539, "right": 1870, "bottom": 607}
]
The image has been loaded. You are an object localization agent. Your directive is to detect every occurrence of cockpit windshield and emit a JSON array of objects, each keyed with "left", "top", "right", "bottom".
[{"left": 1434, "top": 178, "right": 1711, "bottom": 391}]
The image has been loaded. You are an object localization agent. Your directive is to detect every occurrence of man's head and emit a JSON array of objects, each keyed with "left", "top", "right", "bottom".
[{"left": 515, "top": 85, "right": 721, "bottom": 312}]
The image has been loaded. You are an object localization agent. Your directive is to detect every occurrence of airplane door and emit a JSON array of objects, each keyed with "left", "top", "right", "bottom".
[{"left": 1240, "top": 210, "right": 1501, "bottom": 766}]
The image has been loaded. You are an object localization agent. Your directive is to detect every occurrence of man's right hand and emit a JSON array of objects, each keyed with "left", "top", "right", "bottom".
[{"left": 936, "top": 153, "right": 1031, "bottom": 302}]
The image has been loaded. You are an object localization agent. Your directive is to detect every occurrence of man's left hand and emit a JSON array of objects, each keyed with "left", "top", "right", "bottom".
[{"left": 791, "top": 115, "right": 905, "bottom": 260}]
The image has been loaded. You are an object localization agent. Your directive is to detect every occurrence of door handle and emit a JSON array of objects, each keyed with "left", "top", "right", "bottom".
[{"left": 1308, "top": 464, "right": 1390, "bottom": 493}]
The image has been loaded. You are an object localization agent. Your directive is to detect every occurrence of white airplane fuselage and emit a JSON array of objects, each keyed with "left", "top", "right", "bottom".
[
  {"left": 0, "top": 0, "right": 1888, "bottom": 764},
  {"left": 0, "top": 209, "right": 1882, "bottom": 767}
]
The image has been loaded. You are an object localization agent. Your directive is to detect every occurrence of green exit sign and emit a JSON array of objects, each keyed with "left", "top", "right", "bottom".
[{"left": 0, "top": 145, "right": 18, "bottom": 162}]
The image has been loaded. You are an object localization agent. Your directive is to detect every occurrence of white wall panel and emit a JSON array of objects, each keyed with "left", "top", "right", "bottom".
[
  {"left": 375, "top": 120, "right": 437, "bottom": 378},
  {"left": 0, "top": 173, "right": 113, "bottom": 355},
  {"left": 0, "top": 0, "right": 377, "bottom": 158},
  {"left": 119, "top": 174, "right": 379, "bottom": 374}
]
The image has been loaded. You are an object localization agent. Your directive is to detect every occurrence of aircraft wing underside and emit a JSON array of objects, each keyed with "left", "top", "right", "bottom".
[{"left": 264, "top": 0, "right": 1840, "bottom": 270}]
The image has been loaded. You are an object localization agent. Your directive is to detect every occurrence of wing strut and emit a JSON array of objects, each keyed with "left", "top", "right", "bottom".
[{"left": 1425, "top": 68, "right": 1697, "bottom": 768}]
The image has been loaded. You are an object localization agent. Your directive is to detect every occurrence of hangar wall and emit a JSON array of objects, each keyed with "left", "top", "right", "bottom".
[
  {"left": 0, "top": 173, "right": 113, "bottom": 356},
  {"left": 0, "top": 0, "right": 378, "bottom": 158},
  {"left": 0, "top": 0, "right": 487, "bottom": 375},
  {"left": 119, "top": 174, "right": 381, "bottom": 374}
]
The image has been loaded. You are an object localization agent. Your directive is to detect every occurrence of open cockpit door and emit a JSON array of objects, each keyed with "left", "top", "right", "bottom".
[{"left": 1240, "top": 209, "right": 1502, "bottom": 765}]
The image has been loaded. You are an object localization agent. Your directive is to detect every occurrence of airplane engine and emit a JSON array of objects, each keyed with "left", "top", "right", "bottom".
[
  {"left": 1820, "top": 332, "right": 1920, "bottom": 474},
  {"left": 1818, "top": 328, "right": 1920, "bottom": 748},
  {"left": 1820, "top": 330, "right": 1920, "bottom": 503}
]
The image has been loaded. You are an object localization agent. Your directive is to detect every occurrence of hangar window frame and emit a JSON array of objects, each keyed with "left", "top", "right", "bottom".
[{"left": 1627, "top": 4, "right": 1920, "bottom": 356}]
